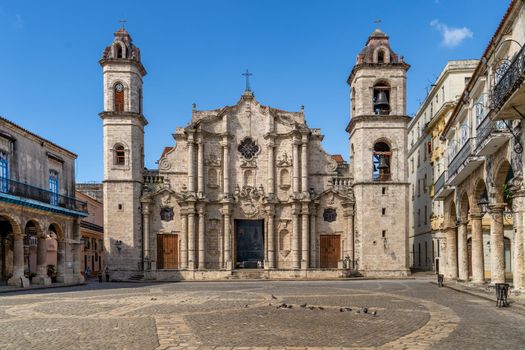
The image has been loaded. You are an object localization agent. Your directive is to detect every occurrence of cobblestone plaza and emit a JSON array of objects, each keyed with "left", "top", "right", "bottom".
[{"left": 1, "top": 279, "right": 525, "bottom": 349}]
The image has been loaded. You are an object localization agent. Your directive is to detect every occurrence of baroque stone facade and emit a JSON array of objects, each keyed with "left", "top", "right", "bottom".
[{"left": 102, "top": 28, "right": 410, "bottom": 280}]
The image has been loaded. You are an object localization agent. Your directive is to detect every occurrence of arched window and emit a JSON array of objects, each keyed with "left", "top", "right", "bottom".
[
  {"left": 114, "top": 82, "right": 125, "bottom": 112},
  {"left": 49, "top": 170, "right": 59, "bottom": 206},
  {"left": 378, "top": 50, "right": 385, "bottom": 63},
  {"left": 115, "top": 145, "right": 125, "bottom": 165},
  {"left": 115, "top": 43, "right": 123, "bottom": 59},
  {"left": 0, "top": 152, "right": 8, "bottom": 192},
  {"left": 372, "top": 142, "right": 391, "bottom": 181},
  {"left": 373, "top": 82, "right": 390, "bottom": 115}
]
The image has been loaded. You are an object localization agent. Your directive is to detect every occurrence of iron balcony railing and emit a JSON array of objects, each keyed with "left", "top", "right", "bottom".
[
  {"left": 491, "top": 44, "right": 525, "bottom": 111},
  {"left": 447, "top": 138, "right": 473, "bottom": 181},
  {"left": 476, "top": 117, "right": 508, "bottom": 147},
  {"left": 0, "top": 178, "right": 87, "bottom": 213},
  {"left": 434, "top": 171, "right": 446, "bottom": 195}
]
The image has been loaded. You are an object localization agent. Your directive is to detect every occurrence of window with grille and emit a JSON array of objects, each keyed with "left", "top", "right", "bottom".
[
  {"left": 0, "top": 152, "right": 8, "bottom": 193},
  {"left": 49, "top": 170, "right": 59, "bottom": 206},
  {"left": 115, "top": 145, "right": 125, "bottom": 165},
  {"left": 237, "top": 137, "right": 259, "bottom": 159}
]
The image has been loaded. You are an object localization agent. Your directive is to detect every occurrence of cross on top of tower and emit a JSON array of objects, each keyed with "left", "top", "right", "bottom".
[
  {"left": 119, "top": 19, "right": 127, "bottom": 29},
  {"left": 242, "top": 69, "right": 253, "bottom": 92}
]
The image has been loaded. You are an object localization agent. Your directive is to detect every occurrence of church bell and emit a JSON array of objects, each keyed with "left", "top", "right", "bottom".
[
  {"left": 374, "top": 91, "right": 390, "bottom": 112},
  {"left": 377, "top": 156, "right": 389, "bottom": 170}
]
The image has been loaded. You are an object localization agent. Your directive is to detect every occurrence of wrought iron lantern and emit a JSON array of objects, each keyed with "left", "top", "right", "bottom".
[{"left": 478, "top": 191, "right": 489, "bottom": 215}]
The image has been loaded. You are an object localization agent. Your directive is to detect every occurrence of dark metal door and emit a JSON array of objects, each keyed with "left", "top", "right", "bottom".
[
  {"left": 320, "top": 235, "right": 340, "bottom": 268},
  {"left": 235, "top": 220, "right": 264, "bottom": 268}
]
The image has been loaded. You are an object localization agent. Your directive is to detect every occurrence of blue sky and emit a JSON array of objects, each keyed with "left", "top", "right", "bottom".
[{"left": 0, "top": 0, "right": 509, "bottom": 182}]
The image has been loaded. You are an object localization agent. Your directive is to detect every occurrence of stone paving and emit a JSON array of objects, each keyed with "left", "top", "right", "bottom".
[{"left": 0, "top": 279, "right": 525, "bottom": 349}]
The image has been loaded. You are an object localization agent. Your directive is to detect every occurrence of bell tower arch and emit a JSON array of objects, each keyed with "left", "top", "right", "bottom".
[{"left": 346, "top": 28, "right": 410, "bottom": 276}]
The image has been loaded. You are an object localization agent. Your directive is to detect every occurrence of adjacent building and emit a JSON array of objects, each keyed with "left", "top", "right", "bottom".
[
  {"left": 76, "top": 187, "right": 104, "bottom": 277},
  {"left": 0, "top": 116, "right": 87, "bottom": 287},
  {"left": 408, "top": 60, "right": 478, "bottom": 272},
  {"left": 438, "top": 0, "right": 525, "bottom": 288}
]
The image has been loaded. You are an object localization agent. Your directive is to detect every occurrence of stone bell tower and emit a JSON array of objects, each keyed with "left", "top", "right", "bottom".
[
  {"left": 100, "top": 28, "right": 147, "bottom": 280},
  {"left": 346, "top": 28, "right": 410, "bottom": 276}
]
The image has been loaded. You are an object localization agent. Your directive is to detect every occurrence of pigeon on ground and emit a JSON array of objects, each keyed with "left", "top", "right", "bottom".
[
  {"left": 300, "top": 303, "right": 307, "bottom": 308},
  {"left": 363, "top": 307, "right": 368, "bottom": 314}
]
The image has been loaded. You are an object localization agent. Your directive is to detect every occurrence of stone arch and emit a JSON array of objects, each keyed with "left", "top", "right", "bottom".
[
  {"left": 112, "top": 40, "right": 127, "bottom": 59},
  {"left": 112, "top": 142, "right": 129, "bottom": 166},
  {"left": 48, "top": 223, "right": 63, "bottom": 241},
  {"left": 0, "top": 214, "right": 21, "bottom": 236},
  {"left": 493, "top": 158, "right": 512, "bottom": 204},
  {"left": 472, "top": 178, "right": 489, "bottom": 211},
  {"left": 373, "top": 80, "right": 391, "bottom": 115},
  {"left": 373, "top": 46, "right": 391, "bottom": 64},
  {"left": 459, "top": 191, "right": 470, "bottom": 222}
]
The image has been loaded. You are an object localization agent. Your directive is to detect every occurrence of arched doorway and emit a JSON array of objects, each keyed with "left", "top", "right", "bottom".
[
  {"left": 0, "top": 216, "right": 16, "bottom": 283},
  {"left": 467, "top": 237, "right": 472, "bottom": 278},
  {"left": 504, "top": 237, "right": 512, "bottom": 280}
]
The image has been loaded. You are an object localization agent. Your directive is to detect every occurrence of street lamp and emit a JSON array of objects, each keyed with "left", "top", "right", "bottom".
[{"left": 478, "top": 191, "right": 489, "bottom": 215}]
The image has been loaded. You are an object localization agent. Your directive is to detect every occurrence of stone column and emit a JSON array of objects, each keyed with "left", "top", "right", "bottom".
[
  {"left": 56, "top": 240, "right": 66, "bottom": 283},
  {"left": 222, "top": 208, "right": 232, "bottom": 270},
  {"left": 292, "top": 136, "right": 300, "bottom": 194},
  {"left": 8, "top": 235, "right": 29, "bottom": 287},
  {"left": 267, "top": 206, "right": 275, "bottom": 269},
  {"left": 197, "top": 138, "right": 204, "bottom": 196},
  {"left": 33, "top": 236, "right": 51, "bottom": 285},
  {"left": 292, "top": 203, "right": 300, "bottom": 269},
  {"left": 489, "top": 204, "right": 506, "bottom": 284},
  {"left": 310, "top": 205, "right": 317, "bottom": 268},
  {"left": 301, "top": 204, "right": 309, "bottom": 269},
  {"left": 221, "top": 138, "right": 230, "bottom": 197},
  {"left": 180, "top": 212, "right": 188, "bottom": 269},
  {"left": 346, "top": 207, "right": 355, "bottom": 268},
  {"left": 72, "top": 219, "right": 83, "bottom": 283},
  {"left": 188, "top": 206, "right": 196, "bottom": 270},
  {"left": 198, "top": 206, "right": 206, "bottom": 270},
  {"left": 267, "top": 140, "right": 275, "bottom": 194},
  {"left": 187, "top": 132, "right": 196, "bottom": 193},
  {"left": 457, "top": 219, "right": 468, "bottom": 281},
  {"left": 470, "top": 212, "right": 485, "bottom": 283},
  {"left": 301, "top": 134, "right": 309, "bottom": 193},
  {"left": 142, "top": 201, "right": 151, "bottom": 267},
  {"left": 512, "top": 195, "right": 525, "bottom": 290},
  {"left": 445, "top": 226, "right": 458, "bottom": 279}
]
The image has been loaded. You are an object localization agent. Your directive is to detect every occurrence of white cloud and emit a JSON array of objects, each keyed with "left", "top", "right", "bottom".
[{"left": 430, "top": 19, "right": 473, "bottom": 47}]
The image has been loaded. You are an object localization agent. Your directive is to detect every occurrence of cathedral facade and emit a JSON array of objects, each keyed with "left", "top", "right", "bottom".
[{"left": 101, "top": 28, "right": 410, "bottom": 281}]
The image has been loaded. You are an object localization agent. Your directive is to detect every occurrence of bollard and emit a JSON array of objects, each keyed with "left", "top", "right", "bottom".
[
  {"left": 495, "top": 283, "right": 510, "bottom": 307},
  {"left": 437, "top": 274, "right": 444, "bottom": 287}
]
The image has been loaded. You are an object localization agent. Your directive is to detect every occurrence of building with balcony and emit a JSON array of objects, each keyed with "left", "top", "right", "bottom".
[
  {"left": 408, "top": 60, "right": 477, "bottom": 272},
  {"left": 76, "top": 187, "right": 104, "bottom": 278},
  {"left": 439, "top": 0, "right": 525, "bottom": 289},
  {"left": 0, "top": 116, "right": 87, "bottom": 287}
]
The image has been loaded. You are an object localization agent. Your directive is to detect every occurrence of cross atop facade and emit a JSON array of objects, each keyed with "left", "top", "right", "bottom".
[
  {"left": 374, "top": 19, "right": 382, "bottom": 26},
  {"left": 242, "top": 69, "right": 253, "bottom": 92},
  {"left": 119, "top": 19, "right": 127, "bottom": 29}
]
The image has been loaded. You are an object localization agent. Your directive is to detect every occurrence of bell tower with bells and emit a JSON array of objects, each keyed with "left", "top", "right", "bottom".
[
  {"left": 99, "top": 26, "right": 148, "bottom": 280},
  {"left": 346, "top": 27, "right": 411, "bottom": 276}
]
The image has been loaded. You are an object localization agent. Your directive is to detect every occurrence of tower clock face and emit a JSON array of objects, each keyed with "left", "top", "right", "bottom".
[{"left": 115, "top": 83, "right": 124, "bottom": 92}]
